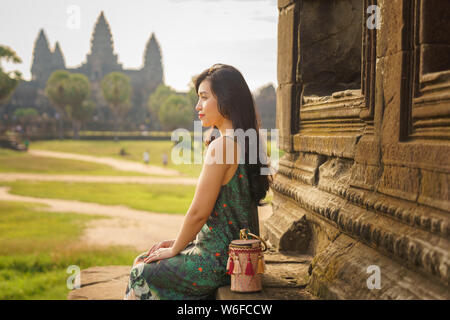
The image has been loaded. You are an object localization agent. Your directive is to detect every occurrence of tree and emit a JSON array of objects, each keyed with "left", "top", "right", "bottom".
[
  {"left": 13, "top": 108, "right": 39, "bottom": 138},
  {"left": 158, "top": 95, "right": 194, "bottom": 131},
  {"left": 254, "top": 83, "right": 276, "bottom": 130},
  {"left": 101, "top": 72, "right": 132, "bottom": 141},
  {"left": 68, "top": 100, "right": 95, "bottom": 139},
  {"left": 147, "top": 84, "right": 176, "bottom": 130},
  {"left": 45, "top": 70, "right": 70, "bottom": 140},
  {"left": 0, "top": 45, "right": 22, "bottom": 137},
  {"left": 64, "top": 73, "right": 92, "bottom": 139}
]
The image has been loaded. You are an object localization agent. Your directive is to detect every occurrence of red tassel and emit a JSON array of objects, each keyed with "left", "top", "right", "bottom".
[
  {"left": 226, "top": 255, "right": 234, "bottom": 275},
  {"left": 245, "top": 253, "right": 254, "bottom": 276}
]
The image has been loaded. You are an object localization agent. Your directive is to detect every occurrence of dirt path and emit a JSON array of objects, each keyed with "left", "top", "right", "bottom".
[
  {"left": 28, "top": 149, "right": 181, "bottom": 177},
  {"left": 0, "top": 173, "right": 197, "bottom": 185},
  {"left": 0, "top": 186, "right": 272, "bottom": 251}
]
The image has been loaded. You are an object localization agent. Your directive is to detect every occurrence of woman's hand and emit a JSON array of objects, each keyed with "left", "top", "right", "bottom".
[
  {"left": 146, "top": 239, "right": 175, "bottom": 256},
  {"left": 144, "top": 247, "right": 177, "bottom": 264}
]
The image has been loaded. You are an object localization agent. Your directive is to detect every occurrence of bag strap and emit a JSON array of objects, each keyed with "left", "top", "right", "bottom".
[{"left": 239, "top": 229, "right": 268, "bottom": 252}]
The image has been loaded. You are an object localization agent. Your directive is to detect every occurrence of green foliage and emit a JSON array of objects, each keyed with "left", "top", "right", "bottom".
[
  {"left": 186, "top": 84, "right": 198, "bottom": 109},
  {"left": 159, "top": 95, "right": 194, "bottom": 131},
  {"left": 45, "top": 71, "right": 94, "bottom": 139},
  {"left": 101, "top": 72, "right": 132, "bottom": 117},
  {"left": 45, "top": 70, "right": 71, "bottom": 112},
  {"left": 101, "top": 72, "right": 132, "bottom": 140},
  {"left": 63, "top": 73, "right": 91, "bottom": 111},
  {"left": 13, "top": 107, "right": 38, "bottom": 120},
  {"left": 147, "top": 84, "right": 176, "bottom": 130},
  {"left": 0, "top": 45, "right": 22, "bottom": 105}
]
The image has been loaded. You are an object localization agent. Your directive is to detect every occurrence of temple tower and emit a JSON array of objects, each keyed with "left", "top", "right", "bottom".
[
  {"left": 142, "top": 32, "right": 164, "bottom": 93},
  {"left": 52, "top": 42, "right": 65, "bottom": 70},
  {"left": 30, "top": 29, "right": 53, "bottom": 85},
  {"left": 83, "top": 11, "right": 122, "bottom": 81}
]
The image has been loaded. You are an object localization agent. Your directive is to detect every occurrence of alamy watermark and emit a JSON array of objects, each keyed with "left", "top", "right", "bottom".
[
  {"left": 366, "top": 5, "right": 381, "bottom": 30},
  {"left": 66, "top": 265, "right": 81, "bottom": 290},
  {"left": 66, "top": 5, "right": 81, "bottom": 30},
  {"left": 366, "top": 265, "right": 381, "bottom": 290},
  {"left": 170, "top": 121, "right": 279, "bottom": 176}
]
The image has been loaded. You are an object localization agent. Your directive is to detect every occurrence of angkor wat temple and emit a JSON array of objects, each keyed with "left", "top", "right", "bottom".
[{"left": 2, "top": 11, "right": 164, "bottom": 130}]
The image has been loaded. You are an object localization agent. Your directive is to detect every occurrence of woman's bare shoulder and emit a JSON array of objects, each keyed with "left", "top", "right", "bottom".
[{"left": 207, "top": 136, "right": 240, "bottom": 165}]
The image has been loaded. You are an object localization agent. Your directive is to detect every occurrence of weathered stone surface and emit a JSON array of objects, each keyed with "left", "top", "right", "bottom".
[
  {"left": 297, "top": 0, "right": 362, "bottom": 96},
  {"left": 276, "top": 84, "right": 301, "bottom": 152},
  {"left": 308, "top": 233, "right": 450, "bottom": 300},
  {"left": 277, "top": 1, "right": 297, "bottom": 85},
  {"left": 67, "top": 266, "right": 131, "bottom": 300},
  {"left": 377, "top": 0, "right": 411, "bottom": 58}
]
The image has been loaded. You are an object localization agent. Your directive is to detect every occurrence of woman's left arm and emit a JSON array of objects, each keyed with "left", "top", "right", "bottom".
[{"left": 144, "top": 137, "right": 232, "bottom": 263}]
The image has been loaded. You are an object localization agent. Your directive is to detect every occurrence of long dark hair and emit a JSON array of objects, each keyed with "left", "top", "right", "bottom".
[{"left": 194, "top": 63, "right": 273, "bottom": 206}]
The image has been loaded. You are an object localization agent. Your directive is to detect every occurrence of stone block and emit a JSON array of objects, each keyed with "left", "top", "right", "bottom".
[
  {"left": 277, "top": 1, "right": 298, "bottom": 85},
  {"left": 378, "top": 165, "right": 420, "bottom": 202},
  {"left": 377, "top": 0, "right": 412, "bottom": 58},
  {"left": 418, "top": 169, "right": 449, "bottom": 212},
  {"left": 277, "top": 83, "right": 300, "bottom": 152}
]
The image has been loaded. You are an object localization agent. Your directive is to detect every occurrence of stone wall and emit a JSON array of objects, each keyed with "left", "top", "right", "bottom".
[{"left": 263, "top": 0, "right": 449, "bottom": 299}]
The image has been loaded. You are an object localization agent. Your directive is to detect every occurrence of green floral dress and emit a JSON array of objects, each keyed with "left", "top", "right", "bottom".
[{"left": 124, "top": 140, "right": 259, "bottom": 300}]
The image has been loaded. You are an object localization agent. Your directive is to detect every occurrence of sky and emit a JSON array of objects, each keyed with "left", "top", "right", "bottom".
[{"left": 0, "top": 0, "right": 278, "bottom": 93}]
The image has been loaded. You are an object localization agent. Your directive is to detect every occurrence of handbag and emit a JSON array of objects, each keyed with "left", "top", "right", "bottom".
[{"left": 226, "top": 228, "right": 268, "bottom": 293}]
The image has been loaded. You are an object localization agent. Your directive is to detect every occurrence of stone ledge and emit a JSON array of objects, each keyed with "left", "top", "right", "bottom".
[
  {"left": 67, "top": 253, "right": 316, "bottom": 300},
  {"left": 67, "top": 266, "right": 131, "bottom": 300}
]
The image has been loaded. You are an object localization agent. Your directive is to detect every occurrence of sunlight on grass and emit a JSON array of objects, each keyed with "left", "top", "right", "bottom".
[
  {"left": 0, "top": 149, "right": 156, "bottom": 176},
  {"left": 1, "top": 181, "right": 195, "bottom": 215},
  {"left": 0, "top": 201, "right": 139, "bottom": 300}
]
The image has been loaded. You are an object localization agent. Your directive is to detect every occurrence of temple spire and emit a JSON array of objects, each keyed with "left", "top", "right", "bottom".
[
  {"left": 90, "top": 11, "right": 115, "bottom": 57},
  {"left": 143, "top": 32, "right": 164, "bottom": 84},
  {"left": 85, "top": 11, "right": 121, "bottom": 80},
  {"left": 31, "top": 29, "right": 53, "bottom": 83},
  {"left": 52, "top": 41, "right": 65, "bottom": 70}
]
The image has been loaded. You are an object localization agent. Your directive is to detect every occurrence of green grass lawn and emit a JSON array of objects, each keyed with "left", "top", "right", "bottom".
[
  {"left": 30, "top": 140, "right": 203, "bottom": 178},
  {"left": 0, "top": 201, "right": 139, "bottom": 300},
  {"left": 0, "top": 180, "right": 195, "bottom": 215},
  {"left": 0, "top": 148, "right": 155, "bottom": 176}
]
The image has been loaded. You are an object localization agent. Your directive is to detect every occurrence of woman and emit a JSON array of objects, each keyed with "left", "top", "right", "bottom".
[{"left": 124, "top": 63, "right": 272, "bottom": 300}]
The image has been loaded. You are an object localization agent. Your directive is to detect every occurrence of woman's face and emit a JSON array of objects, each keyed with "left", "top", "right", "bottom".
[{"left": 196, "top": 80, "right": 224, "bottom": 128}]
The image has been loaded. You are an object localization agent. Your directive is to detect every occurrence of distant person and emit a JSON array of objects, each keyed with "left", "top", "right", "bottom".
[
  {"left": 120, "top": 148, "right": 128, "bottom": 156},
  {"left": 143, "top": 150, "right": 149, "bottom": 164},
  {"left": 24, "top": 139, "right": 29, "bottom": 151},
  {"left": 124, "top": 64, "right": 272, "bottom": 300},
  {"left": 162, "top": 152, "right": 168, "bottom": 167}
]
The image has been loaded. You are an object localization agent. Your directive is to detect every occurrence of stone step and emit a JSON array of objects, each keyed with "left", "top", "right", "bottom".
[
  {"left": 67, "top": 253, "right": 316, "bottom": 300},
  {"left": 67, "top": 266, "right": 131, "bottom": 300}
]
